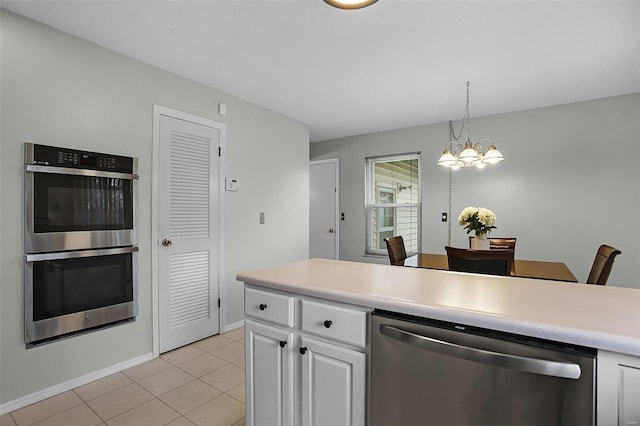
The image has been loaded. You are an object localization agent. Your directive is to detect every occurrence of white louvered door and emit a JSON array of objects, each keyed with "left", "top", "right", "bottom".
[{"left": 158, "top": 115, "right": 220, "bottom": 353}]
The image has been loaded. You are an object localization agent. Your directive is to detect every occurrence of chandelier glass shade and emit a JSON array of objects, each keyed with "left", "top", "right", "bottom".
[
  {"left": 437, "top": 82, "right": 504, "bottom": 169},
  {"left": 323, "top": 0, "right": 379, "bottom": 9}
]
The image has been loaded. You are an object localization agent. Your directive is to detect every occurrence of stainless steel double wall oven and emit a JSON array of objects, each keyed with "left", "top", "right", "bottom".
[{"left": 24, "top": 143, "right": 139, "bottom": 346}]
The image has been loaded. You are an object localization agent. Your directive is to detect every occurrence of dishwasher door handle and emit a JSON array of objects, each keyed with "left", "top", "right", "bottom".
[{"left": 379, "top": 324, "right": 582, "bottom": 380}]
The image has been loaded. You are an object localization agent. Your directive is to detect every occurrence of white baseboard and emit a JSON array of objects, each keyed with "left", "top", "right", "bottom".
[
  {"left": 222, "top": 319, "right": 245, "bottom": 333},
  {"left": 0, "top": 352, "right": 154, "bottom": 416}
]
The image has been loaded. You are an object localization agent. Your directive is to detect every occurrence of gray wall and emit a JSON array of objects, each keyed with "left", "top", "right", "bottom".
[
  {"left": 311, "top": 94, "right": 639, "bottom": 289},
  {"left": 0, "top": 10, "right": 309, "bottom": 405}
]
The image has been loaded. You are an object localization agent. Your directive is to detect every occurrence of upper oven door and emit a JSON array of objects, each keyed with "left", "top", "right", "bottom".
[{"left": 25, "top": 165, "right": 138, "bottom": 253}]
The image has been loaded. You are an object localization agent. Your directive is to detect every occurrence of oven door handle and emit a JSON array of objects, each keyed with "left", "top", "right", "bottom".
[
  {"left": 379, "top": 324, "right": 581, "bottom": 380},
  {"left": 26, "top": 246, "right": 139, "bottom": 262},
  {"left": 26, "top": 164, "right": 139, "bottom": 180}
]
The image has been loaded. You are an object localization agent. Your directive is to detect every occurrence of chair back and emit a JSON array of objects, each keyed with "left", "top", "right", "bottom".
[
  {"left": 445, "top": 246, "right": 514, "bottom": 276},
  {"left": 586, "top": 244, "right": 621, "bottom": 285},
  {"left": 489, "top": 238, "right": 517, "bottom": 250},
  {"left": 384, "top": 236, "right": 407, "bottom": 266},
  {"left": 468, "top": 237, "right": 517, "bottom": 250}
]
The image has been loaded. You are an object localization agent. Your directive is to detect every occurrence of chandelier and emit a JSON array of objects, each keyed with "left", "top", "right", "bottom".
[
  {"left": 323, "top": 0, "right": 379, "bottom": 10},
  {"left": 437, "top": 82, "right": 504, "bottom": 169}
]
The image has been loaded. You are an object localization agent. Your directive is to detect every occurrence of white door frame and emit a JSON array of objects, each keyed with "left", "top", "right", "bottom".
[
  {"left": 151, "top": 105, "right": 226, "bottom": 358},
  {"left": 310, "top": 158, "right": 339, "bottom": 259}
]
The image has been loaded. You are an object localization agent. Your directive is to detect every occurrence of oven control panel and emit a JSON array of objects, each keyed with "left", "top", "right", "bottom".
[{"left": 30, "top": 144, "right": 134, "bottom": 173}]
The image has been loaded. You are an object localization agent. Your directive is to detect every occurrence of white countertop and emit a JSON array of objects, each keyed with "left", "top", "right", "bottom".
[{"left": 237, "top": 258, "right": 640, "bottom": 357}]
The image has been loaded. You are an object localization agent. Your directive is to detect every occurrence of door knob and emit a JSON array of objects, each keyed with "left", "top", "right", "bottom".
[
  {"left": 328, "top": 228, "right": 334, "bottom": 234},
  {"left": 161, "top": 239, "right": 172, "bottom": 247}
]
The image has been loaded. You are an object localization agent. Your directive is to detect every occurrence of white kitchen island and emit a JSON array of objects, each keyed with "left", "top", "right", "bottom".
[{"left": 237, "top": 258, "right": 640, "bottom": 426}]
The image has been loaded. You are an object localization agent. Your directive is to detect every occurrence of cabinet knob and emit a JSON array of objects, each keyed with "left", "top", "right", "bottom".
[
  {"left": 299, "top": 347, "right": 308, "bottom": 355},
  {"left": 259, "top": 303, "right": 267, "bottom": 311},
  {"left": 279, "top": 340, "right": 287, "bottom": 348},
  {"left": 323, "top": 320, "right": 333, "bottom": 328}
]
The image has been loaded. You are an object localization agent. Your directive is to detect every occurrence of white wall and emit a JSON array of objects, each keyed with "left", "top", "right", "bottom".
[
  {"left": 311, "top": 94, "right": 639, "bottom": 289},
  {"left": 0, "top": 10, "right": 309, "bottom": 407}
]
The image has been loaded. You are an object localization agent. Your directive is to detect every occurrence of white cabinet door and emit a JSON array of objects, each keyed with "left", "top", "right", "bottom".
[
  {"left": 299, "top": 336, "right": 365, "bottom": 426},
  {"left": 245, "top": 320, "right": 294, "bottom": 426},
  {"left": 597, "top": 350, "right": 640, "bottom": 426}
]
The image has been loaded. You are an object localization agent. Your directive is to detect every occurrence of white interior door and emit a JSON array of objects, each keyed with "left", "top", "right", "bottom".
[
  {"left": 158, "top": 114, "right": 220, "bottom": 353},
  {"left": 309, "top": 159, "right": 339, "bottom": 259}
]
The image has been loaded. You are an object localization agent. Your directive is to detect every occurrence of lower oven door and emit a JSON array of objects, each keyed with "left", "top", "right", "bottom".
[
  {"left": 25, "top": 246, "right": 138, "bottom": 345},
  {"left": 370, "top": 311, "right": 596, "bottom": 426}
]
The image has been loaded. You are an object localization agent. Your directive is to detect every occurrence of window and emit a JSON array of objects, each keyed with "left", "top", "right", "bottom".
[{"left": 365, "top": 153, "right": 421, "bottom": 256}]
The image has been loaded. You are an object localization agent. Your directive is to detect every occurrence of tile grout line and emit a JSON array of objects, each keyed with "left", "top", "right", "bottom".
[{"left": 70, "top": 389, "right": 104, "bottom": 426}]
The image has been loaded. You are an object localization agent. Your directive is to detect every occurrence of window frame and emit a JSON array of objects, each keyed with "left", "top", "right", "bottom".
[
  {"left": 375, "top": 187, "right": 397, "bottom": 250},
  {"left": 365, "top": 152, "right": 421, "bottom": 257}
]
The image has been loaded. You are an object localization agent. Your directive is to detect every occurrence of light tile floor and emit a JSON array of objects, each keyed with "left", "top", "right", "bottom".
[{"left": 1, "top": 328, "right": 246, "bottom": 426}]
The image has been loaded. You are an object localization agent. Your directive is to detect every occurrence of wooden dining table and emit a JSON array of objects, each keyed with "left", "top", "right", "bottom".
[{"left": 404, "top": 253, "right": 578, "bottom": 282}]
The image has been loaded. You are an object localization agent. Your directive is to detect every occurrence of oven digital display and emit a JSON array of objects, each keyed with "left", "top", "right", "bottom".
[{"left": 79, "top": 154, "right": 98, "bottom": 167}]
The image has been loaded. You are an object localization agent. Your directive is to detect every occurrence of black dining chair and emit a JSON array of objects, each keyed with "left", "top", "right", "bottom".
[
  {"left": 445, "top": 246, "right": 514, "bottom": 276},
  {"left": 586, "top": 244, "right": 621, "bottom": 285},
  {"left": 384, "top": 236, "right": 407, "bottom": 266}
]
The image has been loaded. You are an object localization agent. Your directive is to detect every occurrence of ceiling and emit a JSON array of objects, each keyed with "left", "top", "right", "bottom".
[{"left": 2, "top": 0, "right": 638, "bottom": 142}]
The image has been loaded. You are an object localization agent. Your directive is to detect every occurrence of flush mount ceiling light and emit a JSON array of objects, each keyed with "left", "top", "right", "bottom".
[
  {"left": 323, "top": 0, "right": 379, "bottom": 10},
  {"left": 437, "top": 81, "right": 504, "bottom": 170}
]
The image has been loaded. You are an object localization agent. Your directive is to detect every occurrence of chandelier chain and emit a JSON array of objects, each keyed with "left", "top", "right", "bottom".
[
  {"left": 448, "top": 81, "right": 471, "bottom": 143},
  {"left": 465, "top": 81, "right": 471, "bottom": 142},
  {"left": 449, "top": 120, "right": 463, "bottom": 142}
]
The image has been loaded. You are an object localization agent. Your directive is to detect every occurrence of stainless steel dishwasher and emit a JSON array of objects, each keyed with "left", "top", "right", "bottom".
[{"left": 370, "top": 311, "right": 596, "bottom": 426}]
